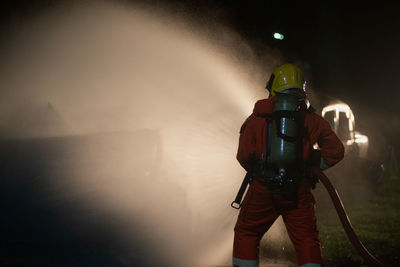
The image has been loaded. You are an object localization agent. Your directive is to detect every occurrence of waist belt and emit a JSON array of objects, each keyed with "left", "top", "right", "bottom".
[
  {"left": 231, "top": 163, "right": 317, "bottom": 209},
  {"left": 255, "top": 164, "right": 300, "bottom": 192}
]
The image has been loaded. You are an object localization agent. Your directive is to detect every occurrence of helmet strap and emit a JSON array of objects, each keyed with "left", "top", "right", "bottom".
[{"left": 266, "top": 73, "right": 275, "bottom": 93}]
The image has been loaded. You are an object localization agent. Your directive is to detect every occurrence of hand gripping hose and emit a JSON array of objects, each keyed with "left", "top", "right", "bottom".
[{"left": 311, "top": 167, "right": 383, "bottom": 267}]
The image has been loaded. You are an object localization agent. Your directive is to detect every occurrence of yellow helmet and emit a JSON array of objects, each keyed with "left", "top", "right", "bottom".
[{"left": 266, "top": 63, "right": 306, "bottom": 96}]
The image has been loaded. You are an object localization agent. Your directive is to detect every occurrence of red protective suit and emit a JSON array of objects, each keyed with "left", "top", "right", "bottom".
[{"left": 233, "top": 97, "right": 344, "bottom": 267}]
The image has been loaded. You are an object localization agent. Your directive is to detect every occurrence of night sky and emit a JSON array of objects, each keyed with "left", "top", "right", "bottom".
[
  {"left": 1, "top": 0, "right": 400, "bottom": 115},
  {"left": 167, "top": 0, "right": 400, "bottom": 114}
]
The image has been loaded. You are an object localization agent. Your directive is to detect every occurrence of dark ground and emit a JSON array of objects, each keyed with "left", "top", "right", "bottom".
[
  {"left": 258, "top": 152, "right": 400, "bottom": 267},
  {"left": 316, "top": 156, "right": 400, "bottom": 267}
]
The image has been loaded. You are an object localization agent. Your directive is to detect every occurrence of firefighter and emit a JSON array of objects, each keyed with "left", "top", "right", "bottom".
[{"left": 232, "top": 64, "right": 344, "bottom": 267}]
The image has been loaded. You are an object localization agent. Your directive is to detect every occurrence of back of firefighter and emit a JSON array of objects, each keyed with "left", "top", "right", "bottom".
[{"left": 233, "top": 64, "right": 344, "bottom": 267}]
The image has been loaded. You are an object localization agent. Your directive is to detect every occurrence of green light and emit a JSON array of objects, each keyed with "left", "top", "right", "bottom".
[{"left": 273, "top": 32, "right": 284, "bottom": 40}]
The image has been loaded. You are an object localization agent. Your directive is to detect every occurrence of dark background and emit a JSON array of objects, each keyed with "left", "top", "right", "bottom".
[
  {"left": 1, "top": 0, "right": 400, "bottom": 131},
  {"left": 169, "top": 0, "right": 400, "bottom": 117}
]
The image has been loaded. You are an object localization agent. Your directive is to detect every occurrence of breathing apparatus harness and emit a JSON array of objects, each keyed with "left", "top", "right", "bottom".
[
  {"left": 231, "top": 90, "right": 311, "bottom": 210},
  {"left": 261, "top": 96, "right": 310, "bottom": 194}
]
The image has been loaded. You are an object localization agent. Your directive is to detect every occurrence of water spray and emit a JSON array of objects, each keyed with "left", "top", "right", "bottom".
[{"left": 0, "top": 2, "right": 284, "bottom": 266}]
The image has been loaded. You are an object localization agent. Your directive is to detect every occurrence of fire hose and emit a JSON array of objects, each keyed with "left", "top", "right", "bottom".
[{"left": 311, "top": 167, "right": 383, "bottom": 267}]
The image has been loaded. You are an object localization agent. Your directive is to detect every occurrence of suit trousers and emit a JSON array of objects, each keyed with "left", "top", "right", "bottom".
[{"left": 233, "top": 178, "right": 322, "bottom": 266}]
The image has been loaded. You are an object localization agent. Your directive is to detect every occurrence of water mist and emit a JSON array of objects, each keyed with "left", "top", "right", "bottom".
[{"left": 0, "top": 1, "right": 286, "bottom": 266}]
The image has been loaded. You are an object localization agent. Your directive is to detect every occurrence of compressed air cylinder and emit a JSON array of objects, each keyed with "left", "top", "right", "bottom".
[{"left": 268, "top": 93, "right": 300, "bottom": 172}]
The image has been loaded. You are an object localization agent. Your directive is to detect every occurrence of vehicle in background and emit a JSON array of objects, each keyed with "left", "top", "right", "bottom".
[
  {"left": 309, "top": 92, "right": 384, "bottom": 200},
  {"left": 321, "top": 103, "right": 369, "bottom": 158}
]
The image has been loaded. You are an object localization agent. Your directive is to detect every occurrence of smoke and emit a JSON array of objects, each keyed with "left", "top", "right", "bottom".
[{"left": 0, "top": 1, "right": 288, "bottom": 266}]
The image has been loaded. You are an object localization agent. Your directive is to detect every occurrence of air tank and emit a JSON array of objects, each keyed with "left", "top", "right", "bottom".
[{"left": 268, "top": 92, "right": 302, "bottom": 176}]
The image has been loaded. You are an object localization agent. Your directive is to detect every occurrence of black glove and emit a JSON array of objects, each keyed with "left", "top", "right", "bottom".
[
  {"left": 307, "top": 149, "right": 322, "bottom": 189},
  {"left": 309, "top": 149, "right": 322, "bottom": 167}
]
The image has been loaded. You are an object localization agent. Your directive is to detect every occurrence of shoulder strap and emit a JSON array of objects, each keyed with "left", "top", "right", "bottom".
[{"left": 296, "top": 102, "right": 308, "bottom": 171}]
